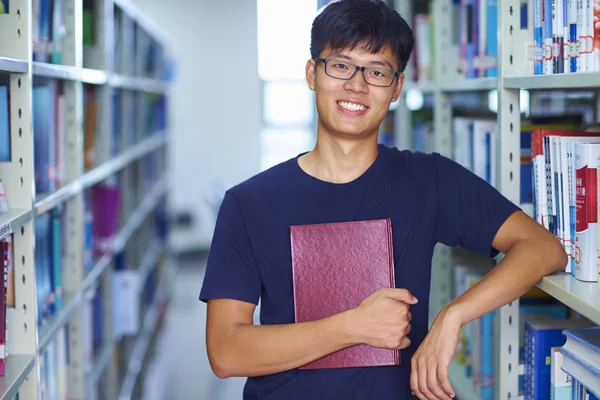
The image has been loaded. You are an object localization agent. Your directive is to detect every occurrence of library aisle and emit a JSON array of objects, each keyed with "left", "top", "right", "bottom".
[{"left": 163, "top": 255, "right": 246, "bottom": 400}]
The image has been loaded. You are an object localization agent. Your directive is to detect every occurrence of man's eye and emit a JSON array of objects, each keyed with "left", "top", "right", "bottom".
[
  {"left": 333, "top": 63, "right": 349, "bottom": 70},
  {"left": 371, "top": 70, "right": 386, "bottom": 77}
]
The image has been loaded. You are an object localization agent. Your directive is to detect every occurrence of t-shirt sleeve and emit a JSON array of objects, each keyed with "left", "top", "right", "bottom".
[
  {"left": 199, "top": 191, "right": 261, "bottom": 305},
  {"left": 433, "top": 153, "right": 522, "bottom": 257}
]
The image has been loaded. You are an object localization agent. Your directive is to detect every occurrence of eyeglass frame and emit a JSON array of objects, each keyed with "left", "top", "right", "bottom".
[{"left": 314, "top": 57, "right": 403, "bottom": 87}]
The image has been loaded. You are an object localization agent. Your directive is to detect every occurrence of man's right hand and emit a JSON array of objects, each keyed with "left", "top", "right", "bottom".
[{"left": 349, "top": 288, "right": 418, "bottom": 350}]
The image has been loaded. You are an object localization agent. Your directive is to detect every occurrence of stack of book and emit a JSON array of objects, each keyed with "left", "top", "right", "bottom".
[{"left": 559, "top": 326, "right": 600, "bottom": 399}]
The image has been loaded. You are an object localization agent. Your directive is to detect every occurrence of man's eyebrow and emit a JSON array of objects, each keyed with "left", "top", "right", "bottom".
[
  {"left": 328, "top": 53, "right": 395, "bottom": 70},
  {"left": 369, "top": 59, "right": 395, "bottom": 70}
]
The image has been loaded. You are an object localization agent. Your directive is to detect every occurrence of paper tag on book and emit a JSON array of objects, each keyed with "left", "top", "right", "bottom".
[{"left": 112, "top": 270, "right": 140, "bottom": 337}]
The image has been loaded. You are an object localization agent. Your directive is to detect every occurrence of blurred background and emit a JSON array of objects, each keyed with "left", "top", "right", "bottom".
[{"left": 3, "top": 0, "right": 600, "bottom": 399}]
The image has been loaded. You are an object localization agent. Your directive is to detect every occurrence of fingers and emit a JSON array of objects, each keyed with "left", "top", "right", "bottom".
[
  {"left": 398, "top": 336, "right": 411, "bottom": 349},
  {"left": 418, "top": 363, "right": 435, "bottom": 400},
  {"left": 382, "top": 288, "right": 418, "bottom": 304},
  {"left": 437, "top": 365, "right": 456, "bottom": 399},
  {"left": 410, "top": 360, "right": 420, "bottom": 398},
  {"left": 411, "top": 358, "right": 454, "bottom": 400},
  {"left": 427, "top": 365, "right": 452, "bottom": 400}
]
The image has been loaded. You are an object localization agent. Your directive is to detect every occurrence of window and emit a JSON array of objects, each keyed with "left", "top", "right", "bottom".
[{"left": 257, "top": 0, "right": 319, "bottom": 170}]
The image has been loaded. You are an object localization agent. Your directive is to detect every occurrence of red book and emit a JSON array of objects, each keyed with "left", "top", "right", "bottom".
[{"left": 290, "top": 218, "right": 398, "bottom": 370}]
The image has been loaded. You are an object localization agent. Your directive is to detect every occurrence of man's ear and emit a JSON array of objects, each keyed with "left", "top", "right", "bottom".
[
  {"left": 391, "top": 73, "right": 405, "bottom": 103},
  {"left": 306, "top": 58, "right": 317, "bottom": 91}
]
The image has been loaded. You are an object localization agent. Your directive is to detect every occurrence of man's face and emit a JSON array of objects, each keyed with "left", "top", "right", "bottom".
[{"left": 306, "top": 44, "right": 404, "bottom": 140}]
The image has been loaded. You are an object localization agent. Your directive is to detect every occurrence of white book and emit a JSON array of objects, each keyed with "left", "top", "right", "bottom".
[
  {"left": 577, "top": 0, "right": 586, "bottom": 71},
  {"left": 453, "top": 118, "right": 474, "bottom": 172},
  {"left": 550, "top": 347, "right": 571, "bottom": 400},
  {"left": 574, "top": 142, "right": 600, "bottom": 282},
  {"left": 559, "top": 137, "right": 600, "bottom": 274}
]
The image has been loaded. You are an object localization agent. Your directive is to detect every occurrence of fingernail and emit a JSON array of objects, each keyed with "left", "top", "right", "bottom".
[{"left": 413, "top": 296, "right": 418, "bottom": 303}]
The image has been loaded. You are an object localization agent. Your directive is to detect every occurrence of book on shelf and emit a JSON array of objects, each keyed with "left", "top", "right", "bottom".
[
  {"left": 32, "top": 0, "right": 66, "bottom": 64},
  {"left": 550, "top": 346, "right": 571, "bottom": 399},
  {"left": 524, "top": 319, "right": 595, "bottom": 400},
  {"left": 527, "top": 0, "right": 600, "bottom": 75},
  {"left": 529, "top": 128, "right": 600, "bottom": 282},
  {"left": 410, "top": 0, "right": 498, "bottom": 84},
  {"left": 0, "top": 239, "right": 9, "bottom": 376},
  {"left": 560, "top": 326, "right": 600, "bottom": 399},
  {"left": 0, "top": 85, "right": 9, "bottom": 163},
  {"left": 452, "top": 117, "right": 497, "bottom": 188},
  {"left": 290, "top": 218, "right": 397, "bottom": 369}
]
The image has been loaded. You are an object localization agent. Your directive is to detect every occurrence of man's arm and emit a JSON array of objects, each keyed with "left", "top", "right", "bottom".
[
  {"left": 410, "top": 210, "right": 567, "bottom": 400},
  {"left": 206, "top": 288, "right": 417, "bottom": 378}
]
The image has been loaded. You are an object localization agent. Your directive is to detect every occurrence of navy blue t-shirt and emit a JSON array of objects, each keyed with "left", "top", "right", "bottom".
[{"left": 199, "top": 145, "right": 520, "bottom": 400}]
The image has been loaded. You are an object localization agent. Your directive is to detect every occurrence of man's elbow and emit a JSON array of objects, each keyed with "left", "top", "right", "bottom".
[
  {"left": 207, "top": 346, "right": 235, "bottom": 379},
  {"left": 544, "top": 238, "right": 568, "bottom": 274}
]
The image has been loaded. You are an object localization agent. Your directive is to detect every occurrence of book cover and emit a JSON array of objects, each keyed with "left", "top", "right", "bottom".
[{"left": 290, "top": 218, "right": 397, "bottom": 369}]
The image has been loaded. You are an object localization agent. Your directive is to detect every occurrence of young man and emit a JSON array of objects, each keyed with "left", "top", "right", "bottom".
[{"left": 199, "top": 1, "right": 567, "bottom": 399}]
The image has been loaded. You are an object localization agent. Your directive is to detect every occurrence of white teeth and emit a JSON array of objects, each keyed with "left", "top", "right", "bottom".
[{"left": 338, "top": 101, "right": 367, "bottom": 111}]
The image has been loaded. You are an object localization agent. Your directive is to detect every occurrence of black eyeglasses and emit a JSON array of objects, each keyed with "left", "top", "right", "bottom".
[{"left": 314, "top": 57, "right": 402, "bottom": 87}]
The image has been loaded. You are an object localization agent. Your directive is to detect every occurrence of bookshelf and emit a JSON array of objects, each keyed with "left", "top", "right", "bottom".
[
  {"left": 0, "top": 0, "right": 172, "bottom": 399},
  {"left": 392, "top": 0, "right": 600, "bottom": 398}
]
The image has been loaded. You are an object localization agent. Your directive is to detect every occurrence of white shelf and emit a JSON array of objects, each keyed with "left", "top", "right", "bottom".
[
  {"left": 403, "top": 77, "right": 497, "bottom": 93},
  {"left": 0, "top": 355, "right": 35, "bottom": 400},
  {"left": 504, "top": 72, "right": 600, "bottom": 90},
  {"left": 34, "top": 134, "right": 167, "bottom": 216},
  {"left": 449, "top": 361, "right": 477, "bottom": 400},
  {"left": 32, "top": 63, "right": 109, "bottom": 85},
  {"left": 37, "top": 178, "right": 167, "bottom": 352},
  {"left": 0, "top": 58, "right": 28, "bottom": 74},
  {"left": 109, "top": 74, "right": 166, "bottom": 93},
  {"left": 536, "top": 273, "right": 600, "bottom": 324},
  {"left": 33, "top": 63, "right": 79, "bottom": 81},
  {"left": 0, "top": 208, "right": 32, "bottom": 241},
  {"left": 438, "top": 77, "right": 497, "bottom": 92},
  {"left": 404, "top": 80, "right": 437, "bottom": 93}
]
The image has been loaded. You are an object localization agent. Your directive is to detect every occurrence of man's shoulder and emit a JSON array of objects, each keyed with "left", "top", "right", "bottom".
[
  {"left": 383, "top": 145, "right": 440, "bottom": 176},
  {"left": 227, "top": 156, "right": 298, "bottom": 201}
]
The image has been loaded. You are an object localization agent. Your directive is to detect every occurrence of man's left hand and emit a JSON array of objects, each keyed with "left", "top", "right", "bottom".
[{"left": 410, "top": 307, "right": 461, "bottom": 400}]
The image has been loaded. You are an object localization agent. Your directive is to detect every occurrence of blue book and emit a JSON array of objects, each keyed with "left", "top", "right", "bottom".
[
  {"left": 542, "top": 0, "right": 553, "bottom": 74},
  {"left": 521, "top": 131, "right": 533, "bottom": 204},
  {"left": 569, "top": 0, "right": 578, "bottom": 72},
  {"left": 561, "top": 348, "right": 600, "bottom": 398},
  {"left": 0, "top": 86, "right": 9, "bottom": 162},
  {"left": 562, "top": 326, "right": 600, "bottom": 384},
  {"left": 533, "top": 0, "right": 544, "bottom": 74},
  {"left": 526, "top": 320, "right": 594, "bottom": 399},
  {"left": 466, "top": 0, "right": 476, "bottom": 78},
  {"left": 486, "top": 0, "right": 498, "bottom": 77},
  {"left": 480, "top": 310, "right": 495, "bottom": 399}
]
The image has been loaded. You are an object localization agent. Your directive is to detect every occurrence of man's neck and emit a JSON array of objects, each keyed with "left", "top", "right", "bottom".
[{"left": 298, "top": 135, "right": 379, "bottom": 184}]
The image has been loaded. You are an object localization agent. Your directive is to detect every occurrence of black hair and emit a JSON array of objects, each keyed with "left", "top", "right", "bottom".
[{"left": 310, "top": 0, "right": 414, "bottom": 72}]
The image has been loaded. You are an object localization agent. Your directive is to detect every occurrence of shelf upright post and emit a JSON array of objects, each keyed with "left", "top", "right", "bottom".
[
  {"left": 393, "top": 0, "right": 413, "bottom": 151},
  {"left": 95, "top": 1, "right": 119, "bottom": 398},
  {"left": 59, "top": 1, "right": 88, "bottom": 399},
  {"left": 429, "top": 0, "right": 454, "bottom": 321},
  {"left": 1, "top": 1, "right": 40, "bottom": 399},
  {"left": 497, "top": 0, "right": 529, "bottom": 397}
]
